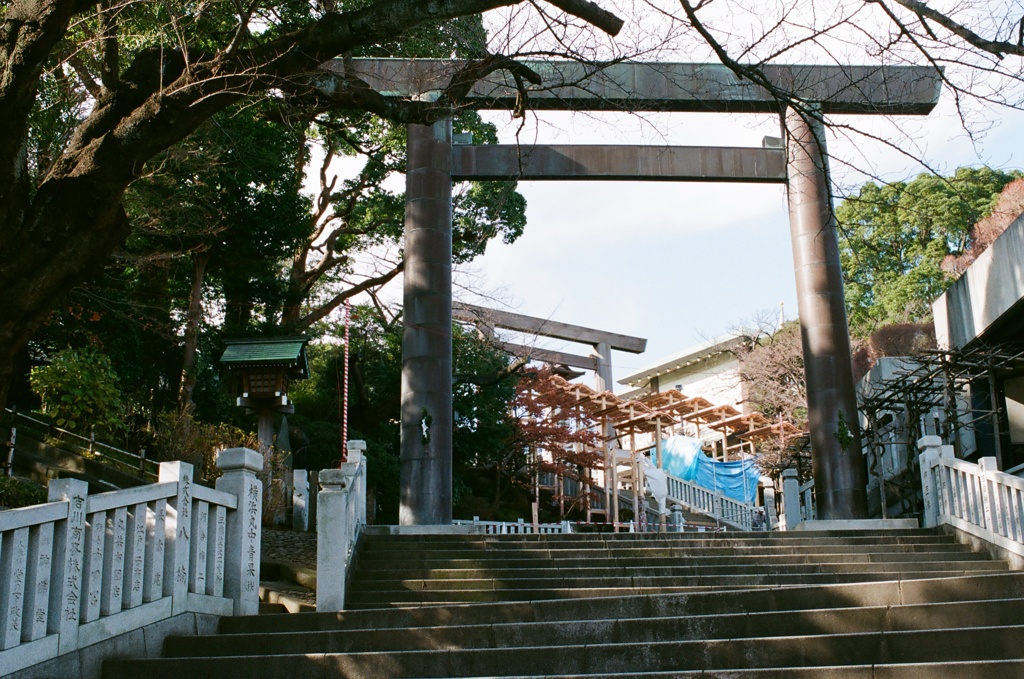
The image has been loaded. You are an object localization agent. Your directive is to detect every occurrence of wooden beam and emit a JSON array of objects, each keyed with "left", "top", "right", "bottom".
[
  {"left": 325, "top": 59, "right": 941, "bottom": 115},
  {"left": 453, "top": 302, "right": 647, "bottom": 353},
  {"left": 452, "top": 145, "right": 787, "bottom": 183}
]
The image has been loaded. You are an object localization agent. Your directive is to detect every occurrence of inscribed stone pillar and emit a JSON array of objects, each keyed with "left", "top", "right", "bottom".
[
  {"left": 400, "top": 120, "right": 453, "bottom": 525},
  {"left": 215, "top": 448, "right": 263, "bottom": 616},
  {"left": 785, "top": 106, "right": 868, "bottom": 520}
]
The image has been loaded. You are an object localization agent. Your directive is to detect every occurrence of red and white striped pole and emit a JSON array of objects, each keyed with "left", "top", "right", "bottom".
[{"left": 341, "top": 298, "right": 351, "bottom": 461}]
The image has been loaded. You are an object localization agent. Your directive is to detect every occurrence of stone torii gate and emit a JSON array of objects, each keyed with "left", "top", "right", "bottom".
[
  {"left": 323, "top": 59, "right": 942, "bottom": 524},
  {"left": 452, "top": 301, "right": 647, "bottom": 393}
]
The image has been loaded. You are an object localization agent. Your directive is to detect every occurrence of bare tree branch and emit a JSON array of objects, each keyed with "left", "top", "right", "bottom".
[{"left": 883, "top": 0, "right": 1024, "bottom": 59}]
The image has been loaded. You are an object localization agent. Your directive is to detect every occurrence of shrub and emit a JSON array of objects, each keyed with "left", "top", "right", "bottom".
[
  {"left": 30, "top": 347, "right": 125, "bottom": 437},
  {"left": 0, "top": 476, "right": 48, "bottom": 509}
]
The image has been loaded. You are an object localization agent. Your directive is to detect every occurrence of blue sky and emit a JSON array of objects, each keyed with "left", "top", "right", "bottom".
[{"left": 456, "top": 102, "right": 1024, "bottom": 389}]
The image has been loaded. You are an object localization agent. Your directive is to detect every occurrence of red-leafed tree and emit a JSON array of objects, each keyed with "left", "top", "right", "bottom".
[{"left": 506, "top": 367, "right": 602, "bottom": 517}]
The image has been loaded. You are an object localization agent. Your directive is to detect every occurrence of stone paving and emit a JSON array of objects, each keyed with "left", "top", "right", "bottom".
[
  {"left": 262, "top": 528, "right": 317, "bottom": 569},
  {"left": 260, "top": 528, "right": 318, "bottom": 608}
]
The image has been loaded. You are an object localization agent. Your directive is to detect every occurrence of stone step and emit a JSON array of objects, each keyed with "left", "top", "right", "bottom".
[
  {"left": 104, "top": 623, "right": 1024, "bottom": 678},
  {"left": 353, "top": 543, "right": 972, "bottom": 562},
  {"left": 358, "top": 528, "right": 943, "bottom": 542},
  {"left": 223, "top": 572, "right": 1024, "bottom": 634},
  {"left": 352, "top": 564, "right": 1009, "bottom": 591},
  {"left": 350, "top": 559, "right": 1005, "bottom": 582},
  {"left": 164, "top": 597, "right": 1024, "bottom": 657},
  {"left": 346, "top": 575, "right": 1023, "bottom": 608},
  {"left": 350, "top": 548, "right": 982, "bottom": 571},
  {"left": 453, "top": 660, "right": 1024, "bottom": 678},
  {"left": 357, "top": 533, "right": 957, "bottom": 551}
]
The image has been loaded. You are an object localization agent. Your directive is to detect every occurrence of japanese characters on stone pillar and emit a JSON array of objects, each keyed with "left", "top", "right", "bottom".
[
  {"left": 189, "top": 499, "right": 210, "bottom": 597},
  {"left": 144, "top": 496, "right": 167, "bottom": 603},
  {"left": 23, "top": 513, "right": 54, "bottom": 643},
  {"left": 216, "top": 447, "right": 263, "bottom": 616},
  {"left": 100, "top": 506, "right": 127, "bottom": 616},
  {"left": 125, "top": 501, "right": 147, "bottom": 609},
  {"left": 0, "top": 524, "right": 28, "bottom": 650},
  {"left": 160, "top": 461, "right": 193, "bottom": 615},
  {"left": 47, "top": 478, "right": 87, "bottom": 654}
]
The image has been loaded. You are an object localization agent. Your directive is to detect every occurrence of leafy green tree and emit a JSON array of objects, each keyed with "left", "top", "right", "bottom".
[
  {"left": 0, "top": 0, "right": 622, "bottom": 411},
  {"left": 837, "top": 167, "right": 1021, "bottom": 337},
  {"left": 288, "top": 306, "right": 522, "bottom": 523},
  {"left": 29, "top": 346, "right": 125, "bottom": 436}
]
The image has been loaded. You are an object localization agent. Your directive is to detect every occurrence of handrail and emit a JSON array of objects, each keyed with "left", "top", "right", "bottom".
[
  {"left": 920, "top": 435, "right": 1024, "bottom": 557},
  {"left": 452, "top": 517, "right": 571, "bottom": 534},
  {"left": 0, "top": 449, "right": 263, "bottom": 675},
  {"left": 664, "top": 471, "right": 756, "bottom": 530},
  {"left": 3, "top": 407, "right": 159, "bottom": 479}
]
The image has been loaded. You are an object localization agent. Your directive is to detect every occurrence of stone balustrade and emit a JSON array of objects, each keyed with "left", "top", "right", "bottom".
[
  {"left": 316, "top": 441, "right": 367, "bottom": 612},
  {"left": 919, "top": 435, "right": 1024, "bottom": 567},
  {"left": 665, "top": 473, "right": 758, "bottom": 530},
  {"left": 0, "top": 448, "right": 262, "bottom": 675}
]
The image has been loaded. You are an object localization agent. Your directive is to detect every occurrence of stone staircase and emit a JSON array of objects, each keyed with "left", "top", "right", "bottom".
[{"left": 102, "top": 528, "right": 1024, "bottom": 677}]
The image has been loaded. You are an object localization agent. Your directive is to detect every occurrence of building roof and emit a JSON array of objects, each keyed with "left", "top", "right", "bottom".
[
  {"left": 617, "top": 331, "right": 752, "bottom": 389},
  {"left": 220, "top": 337, "right": 310, "bottom": 378}
]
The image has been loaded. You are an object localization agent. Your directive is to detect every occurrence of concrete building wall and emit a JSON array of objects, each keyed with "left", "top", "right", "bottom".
[
  {"left": 655, "top": 354, "right": 746, "bottom": 411},
  {"left": 934, "top": 213, "right": 1024, "bottom": 349}
]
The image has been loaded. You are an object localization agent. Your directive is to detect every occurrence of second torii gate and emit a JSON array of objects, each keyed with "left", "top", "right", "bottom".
[
  {"left": 452, "top": 301, "right": 646, "bottom": 393},
  {"left": 322, "top": 59, "right": 942, "bottom": 524}
]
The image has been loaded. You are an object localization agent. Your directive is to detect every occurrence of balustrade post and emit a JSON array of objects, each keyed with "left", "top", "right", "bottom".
[
  {"left": 292, "top": 470, "right": 310, "bottom": 532},
  {"left": 347, "top": 440, "right": 368, "bottom": 525},
  {"left": 782, "top": 469, "right": 801, "bottom": 530},
  {"left": 667, "top": 503, "right": 684, "bottom": 532},
  {"left": 308, "top": 470, "right": 319, "bottom": 532},
  {"left": 47, "top": 478, "right": 88, "bottom": 653},
  {"left": 159, "top": 461, "right": 194, "bottom": 614},
  {"left": 918, "top": 435, "right": 942, "bottom": 527},
  {"left": 978, "top": 456, "right": 999, "bottom": 534},
  {"left": 762, "top": 480, "right": 776, "bottom": 531},
  {"left": 215, "top": 448, "right": 263, "bottom": 616},
  {"left": 317, "top": 462, "right": 359, "bottom": 612}
]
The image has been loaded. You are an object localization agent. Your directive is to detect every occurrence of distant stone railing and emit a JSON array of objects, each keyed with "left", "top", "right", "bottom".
[
  {"left": 919, "top": 435, "right": 1024, "bottom": 563},
  {"left": 0, "top": 448, "right": 262, "bottom": 676},
  {"left": 452, "top": 517, "right": 572, "bottom": 534},
  {"left": 665, "top": 472, "right": 758, "bottom": 531},
  {"left": 316, "top": 441, "right": 367, "bottom": 612}
]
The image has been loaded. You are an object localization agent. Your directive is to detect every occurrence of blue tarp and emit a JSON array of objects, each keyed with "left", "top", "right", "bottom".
[{"left": 660, "top": 435, "right": 760, "bottom": 504}]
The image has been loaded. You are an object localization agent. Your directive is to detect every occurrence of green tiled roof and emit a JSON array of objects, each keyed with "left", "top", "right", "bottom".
[{"left": 220, "top": 338, "right": 309, "bottom": 375}]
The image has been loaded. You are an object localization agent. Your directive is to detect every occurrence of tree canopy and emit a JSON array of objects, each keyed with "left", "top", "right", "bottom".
[
  {"left": 837, "top": 167, "right": 1021, "bottom": 337},
  {"left": 6, "top": 0, "right": 1024, "bottom": 427},
  {"left": 0, "top": 0, "right": 624, "bottom": 410}
]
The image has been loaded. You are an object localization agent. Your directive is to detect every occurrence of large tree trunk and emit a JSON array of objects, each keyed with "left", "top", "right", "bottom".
[
  {"left": 178, "top": 252, "right": 210, "bottom": 414},
  {"left": 0, "top": 178, "right": 134, "bottom": 409}
]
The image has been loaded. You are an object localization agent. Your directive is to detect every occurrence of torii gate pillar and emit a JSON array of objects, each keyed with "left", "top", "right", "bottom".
[
  {"left": 786, "top": 107, "right": 868, "bottom": 520},
  {"left": 593, "top": 341, "right": 614, "bottom": 393},
  {"left": 400, "top": 120, "right": 453, "bottom": 525}
]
